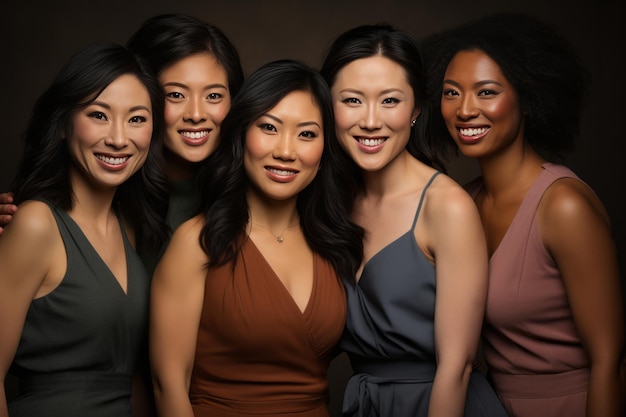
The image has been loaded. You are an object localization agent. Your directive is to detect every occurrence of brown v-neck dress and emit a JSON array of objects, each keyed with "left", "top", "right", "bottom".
[{"left": 189, "top": 236, "right": 346, "bottom": 417}]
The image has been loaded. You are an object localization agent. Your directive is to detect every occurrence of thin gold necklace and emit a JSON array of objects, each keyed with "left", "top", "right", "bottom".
[{"left": 250, "top": 219, "right": 300, "bottom": 243}]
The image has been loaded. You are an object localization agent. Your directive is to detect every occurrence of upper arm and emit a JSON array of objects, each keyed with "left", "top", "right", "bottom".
[
  {"left": 0, "top": 201, "right": 58, "bottom": 379},
  {"left": 540, "top": 179, "right": 624, "bottom": 363},
  {"left": 421, "top": 179, "right": 488, "bottom": 364},
  {"left": 150, "top": 216, "right": 208, "bottom": 389}
]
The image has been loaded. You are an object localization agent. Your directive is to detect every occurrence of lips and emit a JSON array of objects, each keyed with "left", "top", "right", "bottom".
[
  {"left": 355, "top": 136, "right": 386, "bottom": 153},
  {"left": 179, "top": 129, "right": 211, "bottom": 146},
  {"left": 95, "top": 153, "right": 130, "bottom": 170},
  {"left": 265, "top": 166, "right": 298, "bottom": 182},
  {"left": 457, "top": 126, "right": 489, "bottom": 144}
]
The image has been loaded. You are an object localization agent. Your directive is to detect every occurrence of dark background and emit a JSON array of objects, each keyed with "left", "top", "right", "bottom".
[{"left": 2, "top": 1, "right": 624, "bottom": 415}]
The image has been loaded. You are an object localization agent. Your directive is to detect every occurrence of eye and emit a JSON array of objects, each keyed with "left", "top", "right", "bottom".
[
  {"left": 382, "top": 97, "right": 400, "bottom": 105},
  {"left": 129, "top": 115, "right": 147, "bottom": 123},
  {"left": 299, "top": 130, "right": 318, "bottom": 139},
  {"left": 341, "top": 97, "right": 361, "bottom": 105},
  {"left": 259, "top": 123, "right": 277, "bottom": 132},
  {"left": 207, "top": 92, "right": 223, "bottom": 101},
  {"left": 88, "top": 111, "right": 107, "bottom": 120},
  {"left": 166, "top": 91, "right": 184, "bottom": 100},
  {"left": 442, "top": 89, "right": 459, "bottom": 97},
  {"left": 478, "top": 89, "right": 498, "bottom": 97}
]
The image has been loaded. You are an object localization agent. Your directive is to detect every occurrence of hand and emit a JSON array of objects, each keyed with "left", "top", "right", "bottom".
[{"left": 0, "top": 192, "right": 17, "bottom": 234}]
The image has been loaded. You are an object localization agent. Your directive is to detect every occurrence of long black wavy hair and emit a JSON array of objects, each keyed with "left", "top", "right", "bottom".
[
  {"left": 10, "top": 42, "right": 169, "bottom": 254},
  {"left": 199, "top": 59, "right": 364, "bottom": 281},
  {"left": 321, "top": 23, "right": 447, "bottom": 179},
  {"left": 422, "top": 12, "right": 590, "bottom": 162}
]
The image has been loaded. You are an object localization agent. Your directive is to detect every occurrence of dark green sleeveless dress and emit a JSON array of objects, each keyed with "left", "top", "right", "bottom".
[{"left": 8, "top": 202, "right": 149, "bottom": 417}]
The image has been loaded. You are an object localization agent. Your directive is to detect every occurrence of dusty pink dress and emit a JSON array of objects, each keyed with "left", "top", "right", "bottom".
[{"left": 468, "top": 163, "right": 589, "bottom": 417}]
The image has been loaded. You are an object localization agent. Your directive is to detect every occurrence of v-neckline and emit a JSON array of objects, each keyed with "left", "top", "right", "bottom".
[
  {"left": 246, "top": 236, "right": 315, "bottom": 316},
  {"left": 64, "top": 211, "right": 130, "bottom": 296}
]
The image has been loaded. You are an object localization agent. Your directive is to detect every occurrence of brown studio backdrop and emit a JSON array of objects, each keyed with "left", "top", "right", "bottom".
[{"left": 2, "top": 1, "right": 625, "bottom": 415}]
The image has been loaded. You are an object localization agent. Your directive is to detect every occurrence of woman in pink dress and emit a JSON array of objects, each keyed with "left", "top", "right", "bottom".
[{"left": 423, "top": 12, "right": 625, "bottom": 417}]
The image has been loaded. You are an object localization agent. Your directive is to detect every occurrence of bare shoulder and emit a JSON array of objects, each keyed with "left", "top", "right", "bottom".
[
  {"left": 540, "top": 177, "right": 609, "bottom": 227},
  {"left": 159, "top": 214, "right": 207, "bottom": 268},
  {"left": 3, "top": 200, "right": 58, "bottom": 242},
  {"left": 423, "top": 173, "right": 479, "bottom": 220},
  {"left": 169, "top": 214, "right": 206, "bottom": 246}
]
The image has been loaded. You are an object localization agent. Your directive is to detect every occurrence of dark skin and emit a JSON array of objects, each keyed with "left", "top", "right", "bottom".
[{"left": 441, "top": 48, "right": 625, "bottom": 417}]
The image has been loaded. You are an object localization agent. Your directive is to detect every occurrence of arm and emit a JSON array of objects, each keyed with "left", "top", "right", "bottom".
[
  {"left": 421, "top": 178, "right": 488, "bottom": 417},
  {"left": 0, "top": 201, "right": 59, "bottom": 417},
  {"left": 540, "top": 178, "right": 625, "bottom": 417},
  {"left": 0, "top": 193, "right": 17, "bottom": 235},
  {"left": 150, "top": 216, "right": 207, "bottom": 417}
]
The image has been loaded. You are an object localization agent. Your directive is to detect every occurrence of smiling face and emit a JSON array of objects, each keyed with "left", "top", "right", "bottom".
[
  {"left": 244, "top": 90, "right": 324, "bottom": 203},
  {"left": 160, "top": 53, "right": 231, "bottom": 167},
  {"left": 65, "top": 73, "right": 153, "bottom": 190},
  {"left": 440, "top": 49, "right": 525, "bottom": 160},
  {"left": 330, "top": 55, "right": 419, "bottom": 172}
]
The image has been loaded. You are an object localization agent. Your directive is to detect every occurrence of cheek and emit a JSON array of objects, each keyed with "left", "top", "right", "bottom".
[
  {"left": 212, "top": 100, "right": 231, "bottom": 126},
  {"left": 487, "top": 97, "right": 519, "bottom": 121},
  {"left": 135, "top": 126, "right": 154, "bottom": 152},
  {"left": 300, "top": 142, "right": 324, "bottom": 169}
]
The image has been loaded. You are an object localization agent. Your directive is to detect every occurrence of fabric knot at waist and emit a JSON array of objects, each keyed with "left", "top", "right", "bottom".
[
  {"left": 343, "top": 357, "right": 436, "bottom": 416},
  {"left": 18, "top": 371, "right": 131, "bottom": 393}
]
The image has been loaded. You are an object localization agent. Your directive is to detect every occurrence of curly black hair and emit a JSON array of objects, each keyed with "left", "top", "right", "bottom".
[{"left": 422, "top": 12, "right": 590, "bottom": 162}]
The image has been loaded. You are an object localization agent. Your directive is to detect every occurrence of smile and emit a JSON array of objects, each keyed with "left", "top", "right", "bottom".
[
  {"left": 458, "top": 127, "right": 488, "bottom": 137},
  {"left": 266, "top": 167, "right": 297, "bottom": 176},
  {"left": 356, "top": 137, "right": 386, "bottom": 146},
  {"left": 96, "top": 154, "right": 129, "bottom": 165},
  {"left": 180, "top": 130, "right": 210, "bottom": 139}
]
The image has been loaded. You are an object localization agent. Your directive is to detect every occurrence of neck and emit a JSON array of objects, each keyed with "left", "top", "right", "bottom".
[
  {"left": 164, "top": 148, "right": 199, "bottom": 182},
  {"left": 478, "top": 142, "right": 546, "bottom": 198}
]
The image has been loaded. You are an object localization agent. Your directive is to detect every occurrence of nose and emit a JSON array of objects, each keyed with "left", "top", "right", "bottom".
[
  {"left": 104, "top": 119, "right": 129, "bottom": 149},
  {"left": 273, "top": 133, "right": 296, "bottom": 161},
  {"left": 456, "top": 95, "right": 479, "bottom": 120},
  {"left": 183, "top": 95, "right": 207, "bottom": 123},
  {"left": 359, "top": 104, "right": 382, "bottom": 130}
]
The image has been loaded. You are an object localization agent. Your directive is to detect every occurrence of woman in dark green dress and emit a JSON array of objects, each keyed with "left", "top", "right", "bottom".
[{"left": 0, "top": 43, "right": 168, "bottom": 417}]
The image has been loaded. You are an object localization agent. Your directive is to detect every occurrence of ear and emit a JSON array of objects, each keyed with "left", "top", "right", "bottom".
[{"left": 412, "top": 105, "right": 422, "bottom": 121}]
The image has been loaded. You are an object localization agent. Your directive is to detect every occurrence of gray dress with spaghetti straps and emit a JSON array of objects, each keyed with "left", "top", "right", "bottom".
[
  {"left": 339, "top": 172, "right": 508, "bottom": 417},
  {"left": 8, "top": 202, "right": 149, "bottom": 417}
]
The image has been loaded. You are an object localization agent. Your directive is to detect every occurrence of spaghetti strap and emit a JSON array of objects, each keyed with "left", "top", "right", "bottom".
[{"left": 411, "top": 171, "right": 440, "bottom": 229}]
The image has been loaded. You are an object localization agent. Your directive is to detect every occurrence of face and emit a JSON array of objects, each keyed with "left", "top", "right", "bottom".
[
  {"left": 65, "top": 74, "right": 153, "bottom": 189},
  {"left": 160, "top": 53, "right": 231, "bottom": 164},
  {"left": 244, "top": 90, "right": 324, "bottom": 202},
  {"left": 440, "top": 49, "right": 525, "bottom": 159},
  {"left": 331, "top": 56, "right": 420, "bottom": 172}
]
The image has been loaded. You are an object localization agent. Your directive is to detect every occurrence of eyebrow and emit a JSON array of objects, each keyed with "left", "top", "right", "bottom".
[
  {"left": 91, "top": 101, "right": 151, "bottom": 113},
  {"left": 162, "top": 81, "right": 228, "bottom": 90},
  {"left": 264, "top": 113, "right": 321, "bottom": 129},
  {"left": 338, "top": 87, "right": 405, "bottom": 95},
  {"left": 443, "top": 79, "right": 504, "bottom": 88}
]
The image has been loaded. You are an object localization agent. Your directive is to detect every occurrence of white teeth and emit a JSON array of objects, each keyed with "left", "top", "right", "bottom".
[
  {"left": 180, "top": 130, "right": 209, "bottom": 139},
  {"left": 358, "top": 138, "right": 385, "bottom": 146},
  {"left": 267, "top": 168, "right": 296, "bottom": 176},
  {"left": 97, "top": 155, "right": 128, "bottom": 165},
  {"left": 459, "top": 127, "right": 488, "bottom": 136}
]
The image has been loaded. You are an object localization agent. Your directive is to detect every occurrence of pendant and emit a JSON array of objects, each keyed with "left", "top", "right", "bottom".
[{"left": 276, "top": 236, "right": 284, "bottom": 243}]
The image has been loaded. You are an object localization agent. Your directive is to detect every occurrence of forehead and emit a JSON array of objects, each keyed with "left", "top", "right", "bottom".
[
  {"left": 446, "top": 49, "right": 506, "bottom": 79},
  {"left": 265, "top": 90, "right": 322, "bottom": 119},
  {"left": 159, "top": 53, "right": 228, "bottom": 83},
  {"left": 333, "top": 56, "right": 411, "bottom": 89}
]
